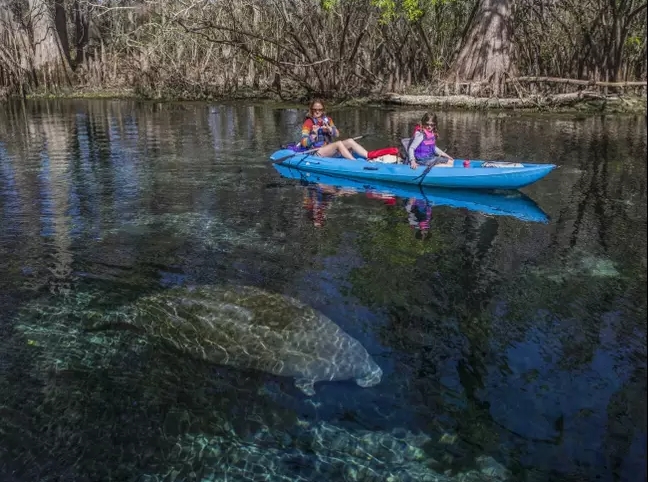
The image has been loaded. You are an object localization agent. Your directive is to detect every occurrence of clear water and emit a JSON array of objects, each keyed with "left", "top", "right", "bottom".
[{"left": 0, "top": 99, "right": 645, "bottom": 482}]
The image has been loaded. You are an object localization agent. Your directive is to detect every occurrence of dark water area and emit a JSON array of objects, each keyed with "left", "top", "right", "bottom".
[{"left": 0, "top": 99, "right": 645, "bottom": 482}]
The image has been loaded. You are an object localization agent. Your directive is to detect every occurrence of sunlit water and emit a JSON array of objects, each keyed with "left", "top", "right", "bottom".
[{"left": 0, "top": 99, "right": 645, "bottom": 482}]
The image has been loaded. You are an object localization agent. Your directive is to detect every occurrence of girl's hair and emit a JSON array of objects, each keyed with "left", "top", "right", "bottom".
[
  {"left": 308, "top": 99, "right": 326, "bottom": 116},
  {"left": 419, "top": 112, "right": 438, "bottom": 136}
]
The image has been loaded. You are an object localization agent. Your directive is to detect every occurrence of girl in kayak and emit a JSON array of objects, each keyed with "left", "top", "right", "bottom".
[
  {"left": 300, "top": 99, "right": 369, "bottom": 160},
  {"left": 407, "top": 113, "right": 454, "bottom": 169}
]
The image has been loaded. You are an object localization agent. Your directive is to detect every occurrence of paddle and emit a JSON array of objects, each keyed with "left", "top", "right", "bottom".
[
  {"left": 412, "top": 157, "right": 444, "bottom": 185},
  {"left": 272, "top": 135, "right": 367, "bottom": 165},
  {"left": 272, "top": 146, "right": 320, "bottom": 165},
  {"left": 402, "top": 134, "right": 454, "bottom": 185}
]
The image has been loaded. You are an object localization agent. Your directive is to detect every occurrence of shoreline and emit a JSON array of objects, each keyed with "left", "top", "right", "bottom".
[{"left": 3, "top": 86, "right": 646, "bottom": 114}]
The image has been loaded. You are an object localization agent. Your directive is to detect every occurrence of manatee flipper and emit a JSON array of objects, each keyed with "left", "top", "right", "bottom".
[{"left": 295, "top": 378, "right": 316, "bottom": 396}]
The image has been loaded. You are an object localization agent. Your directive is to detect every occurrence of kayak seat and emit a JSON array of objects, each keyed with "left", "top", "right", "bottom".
[{"left": 400, "top": 138, "right": 411, "bottom": 161}]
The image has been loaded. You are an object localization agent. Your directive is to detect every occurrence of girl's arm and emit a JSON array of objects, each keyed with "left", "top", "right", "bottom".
[
  {"left": 434, "top": 146, "right": 453, "bottom": 160},
  {"left": 407, "top": 131, "right": 425, "bottom": 163}
]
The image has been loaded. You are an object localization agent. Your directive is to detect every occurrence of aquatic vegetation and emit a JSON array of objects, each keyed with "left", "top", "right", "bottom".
[
  {"left": 101, "top": 211, "right": 285, "bottom": 255},
  {"left": 578, "top": 255, "right": 620, "bottom": 278},
  {"left": 14, "top": 291, "right": 145, "bottom": 376},
  {"left": 525, "top": 249, "right": 621, "bottom": 283}
]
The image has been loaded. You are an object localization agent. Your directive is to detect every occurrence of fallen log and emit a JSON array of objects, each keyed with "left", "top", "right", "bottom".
[
  {"left": 507, "top": 76, "right": 647, "bottom": 88},
  {"left": 383, "top": 90, "right": 637, "bottom": 109}
]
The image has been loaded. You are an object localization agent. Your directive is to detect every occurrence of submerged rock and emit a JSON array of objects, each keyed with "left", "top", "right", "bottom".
[
  {"left": 137, "top": 420, "right": 512, "bottom": 482},
  {"left": 474, "top": 455, "right": 511, "bottom": 480},
  {"left": 91, "top": 284, "right": 383, "bottom": 396},
  {"left": 140, "top": 422, "right": 448, "bottom": 482}
]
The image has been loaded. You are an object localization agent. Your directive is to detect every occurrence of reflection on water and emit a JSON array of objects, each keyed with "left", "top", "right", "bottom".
[
  {"left": 0, "top": 100, "right": 646, "bottom": 482},
  {"left": 405, "top": 198, "right": 433, "bottom": 239},
  {"left": 274, "top": 164, "right": 551, "bottom": 234}
]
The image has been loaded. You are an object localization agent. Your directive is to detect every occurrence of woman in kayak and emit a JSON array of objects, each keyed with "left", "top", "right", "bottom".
[
  {"left": 300, "top": 99, "right": 369, "bottom": 160},
  {"left": 407, "top": 113, "right": 454, "bottom": 169}
]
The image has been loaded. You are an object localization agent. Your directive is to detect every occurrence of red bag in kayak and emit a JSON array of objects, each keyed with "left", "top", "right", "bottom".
[{"left": 367, "top": 147, "right": 399, "bottom": 159}]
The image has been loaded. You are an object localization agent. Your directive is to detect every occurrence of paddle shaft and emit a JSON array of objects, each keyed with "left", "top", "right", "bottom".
[
  {"left": 413, "top": 157, "right": 444, "bottom": 184},
  {"left": 273, "top": 135, "right": 366, "bottom": 164}
]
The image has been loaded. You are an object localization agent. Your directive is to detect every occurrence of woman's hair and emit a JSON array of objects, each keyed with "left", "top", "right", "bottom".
[
  {"left": 308, "top": 99, "right": 326, "bottom": 116},
  {"left": 419, "top": 112, "right": 438, "bottom": 136}
]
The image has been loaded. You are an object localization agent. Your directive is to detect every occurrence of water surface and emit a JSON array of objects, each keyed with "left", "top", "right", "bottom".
[{"left": 0, "top": 99, "right": 646, "bottom": 482}]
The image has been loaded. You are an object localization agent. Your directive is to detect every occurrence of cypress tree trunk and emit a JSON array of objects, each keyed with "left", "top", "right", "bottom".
[{"left": 449, "top": 0, "right": 515, "bottom": 96}]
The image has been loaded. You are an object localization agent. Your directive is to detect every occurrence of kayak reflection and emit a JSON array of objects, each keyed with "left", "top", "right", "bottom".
[
  {"left": 302, "top": 183, "right": 352, "bottom": 228},
  {"left": 274, "top": 164, "right": 549, "bottom": 228}
]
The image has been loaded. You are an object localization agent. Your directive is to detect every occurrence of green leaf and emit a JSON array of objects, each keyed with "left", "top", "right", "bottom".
[
  {"left": 321, "top": 0, "right": 340, "bottom": 11},
  {"left": 371, "top": 0, "right": 453, "bottom": 24}
]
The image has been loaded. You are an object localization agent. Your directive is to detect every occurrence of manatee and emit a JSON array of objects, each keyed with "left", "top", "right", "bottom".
[{"left": 90, "top": 285, "right": 382, "bottom": 396}]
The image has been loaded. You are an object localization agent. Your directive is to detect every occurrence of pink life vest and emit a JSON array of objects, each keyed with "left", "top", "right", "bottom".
[{"left": 412, "top": 125, "right": 437, "bottom": 159}]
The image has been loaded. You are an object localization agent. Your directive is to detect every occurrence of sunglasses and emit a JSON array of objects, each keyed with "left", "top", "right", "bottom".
[
  {"left": 312, "top": 108, "right": 324, "bottom": 113},
  {"left": 425, "top": 123, "right": 436, "bottom": 128}
]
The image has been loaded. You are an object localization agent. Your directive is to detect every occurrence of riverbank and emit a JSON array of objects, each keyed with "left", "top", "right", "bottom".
[{"left": 7, "top": 85, "right": 647, "bottom": 114}]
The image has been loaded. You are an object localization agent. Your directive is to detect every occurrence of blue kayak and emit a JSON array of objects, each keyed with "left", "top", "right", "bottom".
[
  {"left": 273, "top": 164, "right": 549, "bottom": 223},
  {"left": 269, "top": 149, "right": 556, "bottom": 190}
]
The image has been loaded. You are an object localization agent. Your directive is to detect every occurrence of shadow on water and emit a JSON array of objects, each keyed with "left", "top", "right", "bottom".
[{"left": 0, "top": 99, "right": 646, "bottom": 482}]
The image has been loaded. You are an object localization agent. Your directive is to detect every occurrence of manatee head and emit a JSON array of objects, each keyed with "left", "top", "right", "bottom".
[
  {"left": 283, "top": 308, "right": 384, "bottom": 395},
  {"left": 302, "top": 314, "right": 383, "bottom": 391},
  {"left": 354, "top": 356, "right": 383, "bottom": 388},
  {"left": 295, "top": 351, "right": 382, "bottom": 396}
]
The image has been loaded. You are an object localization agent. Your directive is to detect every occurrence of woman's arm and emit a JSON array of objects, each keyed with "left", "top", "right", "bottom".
[
  {"left": 300, "top": 119, "right": 316, "bottom": 148},
  {"left": 324, "top": 117, "right": 338, "bottom": 138}
]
